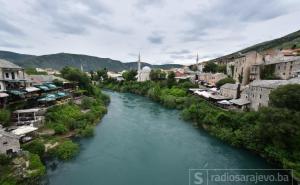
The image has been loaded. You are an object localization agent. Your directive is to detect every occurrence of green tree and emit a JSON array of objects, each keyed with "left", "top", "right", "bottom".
[
  {"left": 167, "top": 71, "right": 176, "bottom": 87},
  {"left": 269, "top": 84, "right": 300, "bottom": 111},
  {"left": 215, "top": 77, "right": 235, "bottom": 88},
  {"left": 23, "top": 140, "right": 45, "bottom": 157},
  {"left": 61, "top": 66, "right": 91, "bottom": 90},
  {"left": 150, "top": 69, "right": 166, "bottom": 81},
  {"left": 96, "top": 68, "right": 108, "bottom": 81},
  {"left": 52, "top": 140, "right": 79, "bottom": 160},
  {"left": 122, "top": 70, "right": 137, "bottom": 81},
  {"left": 217, "top": 64, "right": 227, "bottom": 74},
  {"left": 203, "top": 62, "right": 218, "bottom": 73},
  {"left": 0, "top": 109, "right": 11, "bottom": 127}
]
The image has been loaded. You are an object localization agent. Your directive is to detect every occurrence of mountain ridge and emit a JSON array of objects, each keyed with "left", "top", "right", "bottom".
[{"left": 0, "top": 51, "right": 182, "bottom": 72}]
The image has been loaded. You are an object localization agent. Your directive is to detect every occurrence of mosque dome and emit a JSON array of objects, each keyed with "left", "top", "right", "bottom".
[{"left": 142, "top": 66, "right": 151, "bottom": 72}]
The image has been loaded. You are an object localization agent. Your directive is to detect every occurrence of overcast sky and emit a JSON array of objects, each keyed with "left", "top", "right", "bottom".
[{"left": 1, "top": 0, "right": 300, "bottom": 65}]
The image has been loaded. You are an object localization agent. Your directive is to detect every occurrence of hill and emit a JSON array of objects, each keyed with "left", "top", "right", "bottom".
[
  {"left": 0, "top": 51, "right": 182, "bottom": 72},
  {"left": 209, "top": 29, "right": 300, "bottom": 62}
]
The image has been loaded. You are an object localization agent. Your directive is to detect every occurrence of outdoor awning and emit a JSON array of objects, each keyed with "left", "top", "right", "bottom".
[
  {"left": 35, "top": 85, "right": 50, "bottom": 91},
  {"left": 210, "top": 95, "right": 231, "bottom": 100},
  {"left": 230, "top": 99, "right": 250, "bottom": 106},
  {"left": 0, "top": 92, "right": 9, "bottom": 98},
  {"left": 25, "top": 87, "right": 40, "bottom": 93},
  {"left": 38, "top": 93, "right": 57, "bottom": 102},
  {"left": 14, "top": 108, "right": 40, "bottom": 114},
  {"left": 56, "top": 92, "right": 68, "bottom": 98},
  {"left": 44, "top": 83, "right": 58, "bottom": 89},
  {"left": 194, "top": 90, "right": 211, "bottom": 98},
  {"left": 8, "top": 90, "right": 26, "bottom": 96},
  {"left": 217, "top": 100, "right": 233, "bottom": 105}
]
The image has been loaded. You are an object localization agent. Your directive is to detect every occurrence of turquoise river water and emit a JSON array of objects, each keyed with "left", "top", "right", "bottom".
[{"left": 43, "top": 91, "right": 293, "bottom": 185}]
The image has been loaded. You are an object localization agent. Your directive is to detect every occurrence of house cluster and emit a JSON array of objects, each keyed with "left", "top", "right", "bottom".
[
  {"left": 192, "top": 48, "right": 300, "bottom": 111},
  {"left": 0, "top": 59, "right": 78, "bottom": 156}
]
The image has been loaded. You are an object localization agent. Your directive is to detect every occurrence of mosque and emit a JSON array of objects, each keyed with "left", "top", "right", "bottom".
[{"left": 137, "top": 54, "right": 151, "bottom": 82}]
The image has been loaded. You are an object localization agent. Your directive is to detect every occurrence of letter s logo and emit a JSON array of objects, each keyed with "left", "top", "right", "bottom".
[{"left": 194, "top": 172, "right": 204, "bottom": 184}]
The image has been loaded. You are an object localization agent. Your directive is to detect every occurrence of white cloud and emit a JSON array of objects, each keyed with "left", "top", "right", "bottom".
[{"left": 0, "top": 0, "right": 300, "bottom": 65}]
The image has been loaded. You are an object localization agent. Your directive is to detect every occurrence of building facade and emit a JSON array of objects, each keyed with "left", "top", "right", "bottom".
[
  {"left": 220, "top": 83, "right": 240, "bottom": 99},
  {"left": 0, "top": 59, "right": 26, "bottom": 92},
  {"left": 199, "top": 73, "right": 227, "bottom": 86},
  {"left": 0, "top": 130, "right": 20, "bottom": 155},
  {"left": 244, "top": 78, "right": 300, "bottom": 111}
]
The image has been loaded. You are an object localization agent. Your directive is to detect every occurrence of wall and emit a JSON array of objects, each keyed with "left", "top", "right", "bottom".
[{"left": 0, "top": 133, "right": 20, "bottom": 155}]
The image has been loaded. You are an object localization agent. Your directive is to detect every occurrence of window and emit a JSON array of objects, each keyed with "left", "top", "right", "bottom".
[
  {"left": 3, "top": 141, "right": 8, "bottom": 145},
  {"left": 5, "top": 73, "right": 9, "bottom": 78},
  {"left": 11, "top": 72, "right": 15, "bottom": 79},
  {"left": 260, "top": 94, "right": 262, "bottom": 99}
]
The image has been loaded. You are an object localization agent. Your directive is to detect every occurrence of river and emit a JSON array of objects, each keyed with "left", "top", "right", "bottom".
[{"left": 43, "top": 91, "right": 292, "bottom": 185}]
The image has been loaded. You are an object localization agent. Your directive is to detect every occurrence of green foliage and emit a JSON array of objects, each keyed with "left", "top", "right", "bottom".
[
  {"left": 203, "top": 62, "right": 218, "bottom": 73},
  {"left": 0, "top": 109, "right": 11, "bottom": 127},
  {"left": 260, "top": 65, "right": 279, "bottom": 80},
  {"left": 51, "top": 140, "right": 79, "bottom": 160},
  {"left": 269, "top": 84, "right": 300, "bottom": 111},
  {"left": 80, "top": 97, "right": 96, "bottom": 110},
  {"left": 25, "top": 68, "right": 47, "bottom": 75},
  {"left": 23, "top": 140, "right": 45, "bottom": 157},
  {"left": 122, "top": 70, "right": 137, "bottom": 81},
  {"left": 217, "top": 64, "right": 227, "bottom": 74},
  {"left": 61, "top": 66, "right": 95, "bottom": 95},
  {"left": 78, "top": 125, "right": 94, "bottom": 137},
  {"left": 150, "top": 69, "right": 166, "bottom": 81},
  {"left": 95, "top": 68, "right": 108, "bottom": 81},
  {"left": 0, "top": 154, "right": 11, "bottom": 165},
  {"left": 28, "top": 153, "right": 46, "bottom": 177},
  {"left": 167, "top": 71, "right": 176, "bottom": 87},
  {"left": 215, "top": 77, "right": 235, "bottom": 88}
]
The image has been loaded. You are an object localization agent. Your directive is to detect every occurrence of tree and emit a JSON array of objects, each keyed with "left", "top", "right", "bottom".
[
  {"left": 167, "top": 71, "right": 176, "bottom": 87},
  {"left": 96, "top": 68, "right": 108, "bottom": 81},
  {"left": 0, "top": 109, "right": 11, "bottom": 127},
  {"left": 269, "top": 84, "right": 300, "bottom": 111},
  {"left": 23, "top": 140, "right": 45, "bottom": 156},
  {"left": 203, "top": 62, "right": 218, "bottom": 73},
  {"left": 215, "top": 77, "right": 235, "bottom": 88},
  {"left": 150, "top": 69, "right": 166, "bottom": 81},
  {"left": 122, "top": 70, "right": 137, "bottom": 81},
  {"left": 60, "top": 66, "right": 94, "bottom": 95},
  {"left": 217, "top": 64, "right": 227, "bottom": 74}
]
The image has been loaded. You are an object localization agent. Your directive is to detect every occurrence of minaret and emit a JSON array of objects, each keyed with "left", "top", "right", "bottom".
[
  {"left": 137, "top": 53, "right": 141, "bottom": 81},
  {"left": 138, "top": 53, "right": 141, "bottom": 72},
  {"left": 196, "top": 53, "right": 199, "bottom": 71},
  {"left": 80, "top": 63, "right": 84, "bottom": 72}
]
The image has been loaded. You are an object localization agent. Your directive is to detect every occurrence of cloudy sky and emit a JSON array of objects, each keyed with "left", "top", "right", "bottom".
[{"left": 1, "top": 0, "right": 300, "bottom": 65}]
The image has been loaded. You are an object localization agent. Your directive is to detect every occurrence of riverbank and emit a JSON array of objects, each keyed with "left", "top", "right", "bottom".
[
  {"left": 102, "top": 80, "right": 300, "bottom": 180},
  {"left": 0, "top": 67, "right": 110, "bottom": 185},
  {"left": 0, "top": 92, "right": 109, "bottom": 185}
]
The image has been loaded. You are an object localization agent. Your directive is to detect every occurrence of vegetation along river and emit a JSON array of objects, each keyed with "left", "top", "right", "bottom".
[{"left": 43, "top": 91, "right": 292, "bottom": 185}]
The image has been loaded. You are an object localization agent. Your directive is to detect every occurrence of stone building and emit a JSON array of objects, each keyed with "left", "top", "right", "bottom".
[
  {"left": 220, "top": 83, "right": 240, "bottom": 99},
  {"left": 0, "top": 59, "right": 26, "bottom": 91},
  {"left": 266, "top": 56, "right": 300, "bottom": 80},
  {"left": 198, "top": 73, "right": 227, "bottom": 86},
  {"left": 0, "top": 130, "right": 20, "bottom": 155},
  {"left": 244, "top": 78, "right": 300, "bottom": 111},
  {"left": 232, "top": 51, "right": 264, "bottom": 86}
]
